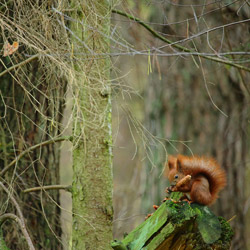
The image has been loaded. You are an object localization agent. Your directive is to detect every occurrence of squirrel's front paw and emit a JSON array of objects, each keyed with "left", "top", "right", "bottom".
[{"left": 166, "top": 185, "right": 178, "bottom": 193}]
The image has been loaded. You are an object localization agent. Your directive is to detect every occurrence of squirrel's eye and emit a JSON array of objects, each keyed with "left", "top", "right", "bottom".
[{"left": 174, "top": 175, "right": 178, "bottom": 179}]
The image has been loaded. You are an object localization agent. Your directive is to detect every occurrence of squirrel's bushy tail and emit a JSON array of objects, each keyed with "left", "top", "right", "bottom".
[{"left": 176, "top": 155, "right": 227, "bottom": 200}]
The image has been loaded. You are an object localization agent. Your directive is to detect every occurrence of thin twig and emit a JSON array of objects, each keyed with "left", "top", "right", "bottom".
[
  {"left": 23, "top": 185, "right": 72, "bottom": 193},
  {"left": 0, "top": 213, "right": 35, "bottom": 250},
  {"left": 0, "top": 182, "right": 35, "bottom": 250},
  {"left": 0, "top": 54, "right": 40, "bottom": 78},
  {"left": 0, "top": 136, "right": 72, "bottom": 177},
  {"left": 112, "top": 9, "right": 250, "bottom": 73}
]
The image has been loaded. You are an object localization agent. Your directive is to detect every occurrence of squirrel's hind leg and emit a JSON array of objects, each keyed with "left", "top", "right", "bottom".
[{"left": 190, "top": 177, "right": 213, "bottom": 206}]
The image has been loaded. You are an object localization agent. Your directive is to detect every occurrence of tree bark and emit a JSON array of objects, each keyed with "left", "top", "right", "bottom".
[
  {"left": 71, "top": 1, "right": 114, "bottom": 249},
  {"left": 0, "top": 1, "right": 67, "bottom": 249}
]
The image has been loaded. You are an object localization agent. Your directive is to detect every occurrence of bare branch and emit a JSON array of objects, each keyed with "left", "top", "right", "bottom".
[
  {"left": 23, "top": 185, "right": 72, "bottom": 193},
  {"left": 0, "top": 136, "right": 72, "bottom": 177},
  {"left": 0, "top": 213, "right": 35, "bottom": 250},
  {"left": 0, "top": 54, "right": 40, "bottom": 78},
  {"left": 112, "top": 9, "right": 250, "bottom": 73},
  {"left": 0, "top": 182, "right": 35, "bottom": 250}
]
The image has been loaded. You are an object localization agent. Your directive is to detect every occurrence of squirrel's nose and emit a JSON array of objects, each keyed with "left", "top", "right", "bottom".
[{"left": 170, "top": 180, "right": 177, "bottom": 186}]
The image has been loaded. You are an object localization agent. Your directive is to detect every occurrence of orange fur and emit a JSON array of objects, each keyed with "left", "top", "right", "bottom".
[{"left": 166, "top": 155, "right": 227, "bottom": 205}]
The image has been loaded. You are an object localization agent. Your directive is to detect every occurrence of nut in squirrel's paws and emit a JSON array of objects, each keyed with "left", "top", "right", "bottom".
[
  {"left": 176, "top": 175, "right": 191, "bottom": 188},
  {"left": 168, "top": 175, "right": 192, "bottom": 192}
]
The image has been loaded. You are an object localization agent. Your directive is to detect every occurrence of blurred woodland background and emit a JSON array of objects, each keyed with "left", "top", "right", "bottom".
[
  {"left": 111, "top": 1, "right": 250, "bottom": 250},
  {"left": 0, "top": 0, "right": 249, "bottom": 250}
]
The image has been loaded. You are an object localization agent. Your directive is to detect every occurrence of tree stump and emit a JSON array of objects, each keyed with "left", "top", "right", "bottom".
[{"left": 112, "top": 193, "right": 233, "bottom": 250}]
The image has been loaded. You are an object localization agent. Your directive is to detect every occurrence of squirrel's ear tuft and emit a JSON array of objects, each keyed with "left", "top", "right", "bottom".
[
  {"left": 168, "top": 155, "right": 177, "bottom": 170},
  {"left": 176, "top": 156, "right": 183, "bottom": 172}
]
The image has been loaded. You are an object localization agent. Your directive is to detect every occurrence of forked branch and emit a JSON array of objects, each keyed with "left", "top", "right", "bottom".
[
  {"left": 0, "top": 182, "right": 35, "bottom": 250},
  {"left": 112, "top": 9, "right": 250, "bottom": 73}
]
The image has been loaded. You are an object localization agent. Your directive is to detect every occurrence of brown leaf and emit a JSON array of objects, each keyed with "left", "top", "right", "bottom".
[{"left": 3, "top": 41, "right": 19, "bottom": 57}]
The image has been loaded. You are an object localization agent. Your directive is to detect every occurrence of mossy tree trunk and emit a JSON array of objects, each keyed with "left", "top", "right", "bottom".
[
  {"left": 0, "top": 1, "right": 69, "bottom": 249},
  {"left": 71, "top": 1, "right": 114, "bottom": 249}
]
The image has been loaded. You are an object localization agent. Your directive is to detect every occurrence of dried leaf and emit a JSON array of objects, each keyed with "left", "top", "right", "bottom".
[{"left": 3, "top": 41, "right": 19, "bottom": 57}]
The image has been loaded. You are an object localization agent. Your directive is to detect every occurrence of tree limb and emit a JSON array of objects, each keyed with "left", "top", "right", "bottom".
[
  {"left": 0, "top": 213, "right": 35, "bottom": 250},
  {"left": 0, "top": 182, "right": 35, "bottom": 250},
  {"left": 0, "top": 136, "right": 72, "bottom": 177},
  {"left": 0, "top": 54, "right": 40, "bottom": 78},
  {"left": 23, "top": 184, "right": 72, "bottom": 193},
  {"left": 112, "top": 9, "right": 250, "bottom": 73}
]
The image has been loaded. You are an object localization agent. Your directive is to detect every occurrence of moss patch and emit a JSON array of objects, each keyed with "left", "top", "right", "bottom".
[{"left": 112, "top": 194, "right": 233, "bottom": 250}]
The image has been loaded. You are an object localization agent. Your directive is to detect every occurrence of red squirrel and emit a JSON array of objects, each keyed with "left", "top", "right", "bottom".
[{"left": 166, "top": 155, "right": 226, "bottom": 206}]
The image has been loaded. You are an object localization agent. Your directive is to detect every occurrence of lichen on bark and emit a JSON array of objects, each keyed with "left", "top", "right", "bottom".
[{"left": 71, "top": 1, "right": 114, "bottom": 249}]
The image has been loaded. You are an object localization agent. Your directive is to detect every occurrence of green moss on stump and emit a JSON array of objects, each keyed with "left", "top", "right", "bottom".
[{"left": 112, "top": 194, "right": 233, "bottom": 250}]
